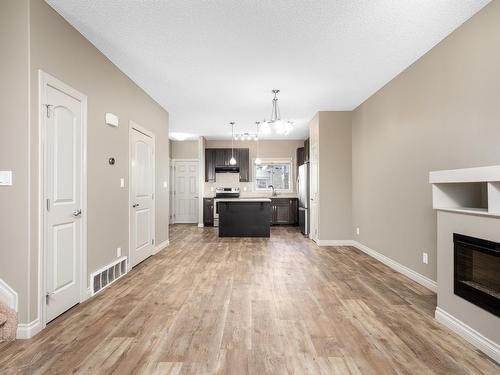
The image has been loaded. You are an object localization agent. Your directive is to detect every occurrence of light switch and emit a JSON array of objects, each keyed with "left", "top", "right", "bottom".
[
  {"left": 163, "top": 181, "right": 167, "bottom": 188},
  {"left": 0, "top": 171, "right": 13, "bottom": 186},
  {"left": 120, "top": 178, "right": 125, "bottom": 188}
]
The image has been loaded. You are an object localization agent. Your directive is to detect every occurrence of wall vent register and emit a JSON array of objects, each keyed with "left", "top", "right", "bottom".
[
  {"left": 91, "top": 256, "right": 128, "bottom": 296},
  {"left": 454, "top": 233, "right": 500, "bottom": 317}
]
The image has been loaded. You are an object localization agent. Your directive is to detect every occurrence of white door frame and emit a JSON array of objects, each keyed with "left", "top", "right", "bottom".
[
  {"left": 128, "top": 121, "right": 156, "bottom": 270},
  {"left": 171, "top": 158, "right": 199, "bottom": 224},
  {"left": 38, "top": 70, "right": 88, "bottom": 331}
]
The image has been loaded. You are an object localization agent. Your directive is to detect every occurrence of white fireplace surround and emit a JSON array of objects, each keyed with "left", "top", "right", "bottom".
[{"left": 430, "top": 165, "right": 500, "bottom": 364}]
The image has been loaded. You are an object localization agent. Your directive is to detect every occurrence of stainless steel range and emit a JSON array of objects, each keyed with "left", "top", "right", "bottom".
[{"left": 213, "top": 187, "right": 240, "bottom": 227}]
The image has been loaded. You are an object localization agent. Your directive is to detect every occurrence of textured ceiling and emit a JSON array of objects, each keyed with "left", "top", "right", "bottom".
[{"left": 46, "top": 0, "right": 490, "bottom": 140}]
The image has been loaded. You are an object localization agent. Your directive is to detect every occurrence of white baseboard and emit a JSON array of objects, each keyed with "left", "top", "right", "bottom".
[
  {"left": 435, "top": 307, "right": 500, "bottom": 364},
  {"left": 351, "top": 241, "right": 437, "bottom": 292},
  {"left": 17, "top": 318, "right": 42, "bottom": 339},
  {"left": 0, "top": 278, "right": 18, "bottom": 311},
  {"left": 316, "top": 239, "right": 355, "bottom": 246},
  {"left": 155, "top": 239, "right": 169, "bottom": 254},
  {"left": 317, "top": 239, "right": 437, "bottom": 292}
]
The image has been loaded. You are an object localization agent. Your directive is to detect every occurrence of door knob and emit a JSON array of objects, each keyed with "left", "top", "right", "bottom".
[
  {"left": 73, "top": 209, "right": 82, "bottom": 217},
  {"left": 132, "top": 203, "right": 139, "bottom": 208}
]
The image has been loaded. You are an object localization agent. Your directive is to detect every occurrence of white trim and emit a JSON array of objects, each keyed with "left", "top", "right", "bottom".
[
  {"left": 38, "top": 71, "right": 88, "bottom": 337},
  {"left": 0, "top": 279, "right": 18, "bottom": 311},
  {"left": 154, "top": 239, "right": 169, "bottom": 254},
  {"left": 317, "top": 239, "right": 437, "bottom": 292},
  {"left": 429, "top": 165, "right": 500, "bottom": 184},
  {"left": 171, "top": 159, "right": 200, "bottom": 224},
  {"left": 435, "top": 307, "right": 500, "bottom": 364},
  {"left": 351, "top": 241, "right": 437, "bottom": 292},
  {"left": 129, "top": 121, "right": 156, "bottom": 269},
  {"left": 198, "top": 223, "right": 204, "bottom": 228},
  {"left": 198, "top": 136, "right": 205, "bottom": 227},
  {"left": 16, "top": 319, "right": 43, "bottom": 340},
  {"left": 316, "top": 239, "right": 355, "bottom": 246}
]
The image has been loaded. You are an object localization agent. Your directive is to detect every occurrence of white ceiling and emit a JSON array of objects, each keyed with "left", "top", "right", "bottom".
[{"left": 47, "top": 0, "right": 490, "bottom": 140}]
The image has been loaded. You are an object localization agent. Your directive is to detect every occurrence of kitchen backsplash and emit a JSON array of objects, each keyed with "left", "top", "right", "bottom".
[{"left": 204, "top": 173, "right": 297, "bottom": 198}]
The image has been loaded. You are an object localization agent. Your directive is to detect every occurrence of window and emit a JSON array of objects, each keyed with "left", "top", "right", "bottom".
[{"left": 254, "top": 161, "right": 292, "bottom": 191}]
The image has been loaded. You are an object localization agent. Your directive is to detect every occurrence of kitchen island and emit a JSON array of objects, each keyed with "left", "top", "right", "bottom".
[{"left": 217, "top": 198, "right": 272, "bottom": 237}]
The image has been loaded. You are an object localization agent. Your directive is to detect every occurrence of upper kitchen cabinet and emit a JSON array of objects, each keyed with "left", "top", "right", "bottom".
[
  {"left": 297, "top": 147, "right": 305, "bottom": 167},
  {"left": 238, "top": 148, "right": 249, "bottom": 182},
  {"left": 205, "top": 148, "right": 250, "bottom": 182},
  {"left": 304, "top": 138, "right": 310, "bottom": 163},
  {"left": 205, "top": 148, "right": 216, "bottom": 182}
]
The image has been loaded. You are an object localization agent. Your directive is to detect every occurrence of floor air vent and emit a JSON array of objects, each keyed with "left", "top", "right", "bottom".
[{"left": 91, "top": 256, "right": 128, "bottom": 296}]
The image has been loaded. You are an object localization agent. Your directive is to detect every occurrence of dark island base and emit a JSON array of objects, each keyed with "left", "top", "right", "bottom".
[{"left": 218, "top": 201, "right": 271, "bottom": 237}]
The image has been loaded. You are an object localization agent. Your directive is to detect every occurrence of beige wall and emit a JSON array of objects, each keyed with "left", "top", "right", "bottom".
[
  {"left": 318, "top": 112, "right": 352, "bottom": 241},
  {"left": 204, "top": 139, "right": 304, "bottom": 195},
  {"left": 170, "top": 140, "right": 199, "bottom": 159},
  {"left": 0, "top": 0, "right": 30, "bottom": 322},
  {"left": 1, "top": 0, "right": 170, "bottom": 324},
  {"left": 308, "top": 112, "right": 352, "bottom": 242},
  {"left": 351, "top": 0, "right": 500, "bottom": 281}
]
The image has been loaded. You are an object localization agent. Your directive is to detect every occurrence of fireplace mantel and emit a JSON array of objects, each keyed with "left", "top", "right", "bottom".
[{"left": 430, "top": 165, "right": 500, "bottom": 217}]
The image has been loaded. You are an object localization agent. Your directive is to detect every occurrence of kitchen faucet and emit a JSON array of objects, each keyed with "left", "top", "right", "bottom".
[{"left": 268, "top": 185, "right": 278, "bottom": 197}]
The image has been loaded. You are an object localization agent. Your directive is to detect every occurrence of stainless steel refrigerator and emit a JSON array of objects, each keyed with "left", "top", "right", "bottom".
[{"left": 297, "top": 163, "right": 309, "bottom": 235}]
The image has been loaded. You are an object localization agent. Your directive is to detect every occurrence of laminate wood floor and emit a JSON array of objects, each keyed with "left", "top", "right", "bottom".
[{"left": 1, "top": 225, "right": 498, "bottom": 374}]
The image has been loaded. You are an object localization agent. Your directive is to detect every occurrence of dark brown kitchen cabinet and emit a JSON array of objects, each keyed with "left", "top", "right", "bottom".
[
  {"left": 203, "top": 198, "right": 214, "bottom": 226},
  {"left": 296, "top": 147, "right": 305, "bottom": 176},
  {"left": 270, "top": 198, "right": 298, "bottom": 225},
  {"left": 204, "top": 148, "right": 250, "bottom": 182},
  {"left": 214, "top": 148, "right": 229, "bottom": 167},
  {"left": 205, "top": 149, "right": 216, "bottom": 182},
  {"left": 304, "top": 138, "right": 310, "bottom": 163},
  {"left": 238, "top": 148, "right": 249, "bottom": 182},
  {"left": 297, "top": 147, "right": 305, "bottom": 167}
]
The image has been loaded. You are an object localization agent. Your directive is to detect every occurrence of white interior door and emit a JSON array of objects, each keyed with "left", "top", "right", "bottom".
[
  {"left": 309, "top": 143, "right": 319, "bottom": 241},
  {"left": 129, "top": 126, "right": 155, "bottom": 268},
  {"left": 44, "top": 82, "right": 85, "bottom": 323},
  {"left": 173, "top": 161, "right": 199, "bottom": 223}
]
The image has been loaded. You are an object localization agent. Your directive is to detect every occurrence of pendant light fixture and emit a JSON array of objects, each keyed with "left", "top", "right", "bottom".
[
  {"left": 263, "top": 89, "right": 293, "bottom": 135},
  {"left": 229, "top": 122, "right": 237, "bottom": 165},
  {"left": 254, "top": 121, "right": 262, "bottom": 165}
]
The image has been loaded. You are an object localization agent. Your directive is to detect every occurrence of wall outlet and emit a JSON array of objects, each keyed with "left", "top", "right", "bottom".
[
  {"left": 120, "top": 178, "right": 124, "bottom": 188},
  {"left": 117, "top": 247, "right": 122, "bottom": 258},
  {"left": 422, "top": 252, "right": 428, "bottom": 264},
  {"left": 163, "top": 181, "right": 168, "bottom": 188},
  {"left": 243, "top": 186, "right": 247, "bottom": 192},
  {"left": 356, "top": 227, "right": 360, "bottom": 235}
]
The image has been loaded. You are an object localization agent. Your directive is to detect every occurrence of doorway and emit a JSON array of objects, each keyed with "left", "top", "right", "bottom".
[
  {"left": 129, "top": 122, "right": 156, "bottom": 268},
  {"left": 172, "top": 160, "right": 199, "bottom": 223},
  {"left": 40, "top": 71, "right": 87, "bottom": 324}
]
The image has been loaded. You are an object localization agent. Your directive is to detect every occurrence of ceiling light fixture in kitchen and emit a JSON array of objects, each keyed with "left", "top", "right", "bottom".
[
  {"left": 234, "top": 132, "right": 258, "bottom": 141},
  {"left": 255, "top": 121, "right": 262, "bottom": 165},
  {"left": 262, "top": 89, "right": 293, "bottom": 135},
  {"left": 229, "top": 122, "right": 237, "bottom": 165}
]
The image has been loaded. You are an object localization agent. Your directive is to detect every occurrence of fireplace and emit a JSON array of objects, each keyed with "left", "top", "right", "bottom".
[{"left": 454, "top": 233, "right": 500, "bottom": 317}]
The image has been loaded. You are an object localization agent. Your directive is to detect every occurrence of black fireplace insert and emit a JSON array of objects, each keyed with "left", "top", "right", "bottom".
[{"left": 454, "top": 233, "right": 500, "bottom": 317}]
